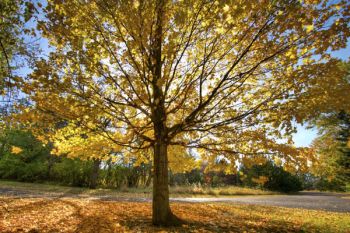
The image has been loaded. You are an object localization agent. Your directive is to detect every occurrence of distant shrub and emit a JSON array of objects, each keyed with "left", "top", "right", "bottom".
[
  {"left": 51, "top": 158, "right": 92, "bottom": 186},
  {"left": 0, "top": 129, "right": 49, "bottom": 182},
  {"left": 242, "top": 161, "right": 303, "bottom": 193},
  {"left": 315, "top": 178, "right": 346, "bottom": 192}
]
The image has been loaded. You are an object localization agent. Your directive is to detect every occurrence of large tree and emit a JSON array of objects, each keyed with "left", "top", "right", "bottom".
[{"left": 19, "top": 0, "right": 349, "bottom": 225}]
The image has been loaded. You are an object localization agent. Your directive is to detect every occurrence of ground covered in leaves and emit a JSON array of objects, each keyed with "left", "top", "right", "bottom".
[{"left": 0, "top": 197, "right": 349, "bottom": 232}]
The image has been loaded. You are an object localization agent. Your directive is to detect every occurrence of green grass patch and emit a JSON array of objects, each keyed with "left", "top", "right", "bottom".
[
  {"left": 169, "top": 184, "right": 278, "bottom": 196},
  {"left": 0, "top": 180, "right": 278, "bottom": 198}
]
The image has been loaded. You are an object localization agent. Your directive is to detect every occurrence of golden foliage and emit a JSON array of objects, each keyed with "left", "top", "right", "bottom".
[{"left": 13, "top": 0, "right": 350, "bottom": 173}]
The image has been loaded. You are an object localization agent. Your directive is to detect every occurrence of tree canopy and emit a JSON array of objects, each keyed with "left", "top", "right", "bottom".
[
  {"left": 0, "top": 0, "right": 37, "bottom": 115},
  {"left": 13, "top": 0, "right": 350, "bottom": 225}
]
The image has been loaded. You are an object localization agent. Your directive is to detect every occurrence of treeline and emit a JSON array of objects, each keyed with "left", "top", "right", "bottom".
[
  {"left": 0, "top": 129, "right": 345, "bottom": 192},
  {"left": 0, "top": 129, "right": 153, "bottom": 188}
]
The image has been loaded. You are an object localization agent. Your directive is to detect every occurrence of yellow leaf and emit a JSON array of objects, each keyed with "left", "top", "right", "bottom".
[
  {"left": 305, "top": 25, "right": 314, "bottom": 33},
  {"left": 11, "top": 146, "right": 23, "bottom": 154},
  {"left": 223, "top": 5, "right": 230, "bottom": 12}
]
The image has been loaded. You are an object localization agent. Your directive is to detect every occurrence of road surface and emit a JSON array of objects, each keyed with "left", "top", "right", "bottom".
[{"left": 171, "top": 192, "right": 350, "bottom": 213}]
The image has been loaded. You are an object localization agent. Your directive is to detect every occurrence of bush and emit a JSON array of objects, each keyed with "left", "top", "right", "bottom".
[
  {"left": 0, "top": 129, "right": 49, "bottom": 182},
  {"left": 242, "top": 161, "right": 303, "bottom": 193},
  {"left": 170, "top": 169, "right": 204, "bottom": 186},
  {"left": 315, "top": 178, "right": 346, "bottom": 192},
  {"left": 51, "top": 158, "right": 93, "bottom": 187}
]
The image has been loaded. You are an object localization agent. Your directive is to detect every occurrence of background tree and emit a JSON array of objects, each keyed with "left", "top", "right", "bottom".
[
  {"left": 18, "top": 0, "right": 350, "bottom": 225},
  {"left": 0, "top": 127, "right": 154, "bottom": 188},
  {"left": 308, "top": 62, "right": 350, "bottom": 191},
  {"left": 0, "top": 0, "right": 36, "bottom": 96},
  {"left": 311, "top": 111, "right": 350, "bottom": 191},
  {"left": 0, "top": 128, "right": 50, "bottom": 182}
]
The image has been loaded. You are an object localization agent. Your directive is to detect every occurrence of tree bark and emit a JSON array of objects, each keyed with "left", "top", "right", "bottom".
[
  {"left": 152, "top": 140, "right": 169, "bottom": 224},
  {"left": 152, "top": 140, "right": 182, "bottom": 226},
  {"left": 89, "top": 158, "right": 100, "bottom": 189}
]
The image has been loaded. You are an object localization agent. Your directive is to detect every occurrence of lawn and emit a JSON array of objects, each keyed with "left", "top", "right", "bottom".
[
  {"left": 0, "top": 180, "right": 278, "bottom": 198},
  {"left": 0, "top": 197, "right": 349, "bottom": 232}
]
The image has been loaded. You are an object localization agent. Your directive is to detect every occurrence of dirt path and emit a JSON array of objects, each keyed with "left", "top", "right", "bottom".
[{"left": 1, "top": 187, "right": 349, "bottom": 213}]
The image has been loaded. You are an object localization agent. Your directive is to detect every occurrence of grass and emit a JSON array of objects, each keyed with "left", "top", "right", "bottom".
[
  {"left": 0, "top": 180, "right": 278, "bottom": 198},
  {"left": 169, "top": 184, "right": 278, "bottom": 196},
  {"left": 0, "top": 197, "right": 349, "bottom": 232}
]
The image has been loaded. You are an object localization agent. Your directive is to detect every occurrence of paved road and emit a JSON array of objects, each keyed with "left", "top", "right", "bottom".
[
  {"left": 171, "top": 192, "right": 350, "bottom": 213},
  {"left": 0, "top": 187, "right": 349, "bottom": 213}
]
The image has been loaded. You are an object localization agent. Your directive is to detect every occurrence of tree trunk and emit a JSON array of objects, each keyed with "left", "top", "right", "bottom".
[
  {"left": 152, "top": 141, "right": 170, "bottom": 224},
  {"left": 150, "top": 0, "right": 183, "bottom": 226},
  {"left": 89, "top": 158, "right": 100, "bottom": 189},
  {"left": 47, "top": 155, "right": 55, "bottom": 179},
  {"left": 145, "top": 163, "right": 152, "bottom": 187},
  {"left": 152, "top": 140, "right": 182, "bottom": 226}
]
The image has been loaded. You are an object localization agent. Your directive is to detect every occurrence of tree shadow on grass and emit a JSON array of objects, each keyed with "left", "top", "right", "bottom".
[
  {"left": 0, "top": 198, "right": 332, "bottom": 233},
  {"left": 117, "top": 205, "right": 317, "bottom": 233}
]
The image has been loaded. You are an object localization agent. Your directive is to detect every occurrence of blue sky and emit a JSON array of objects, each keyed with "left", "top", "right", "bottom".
[{"left": 292, "top": 124, "right": 318, "bottom": 147}]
